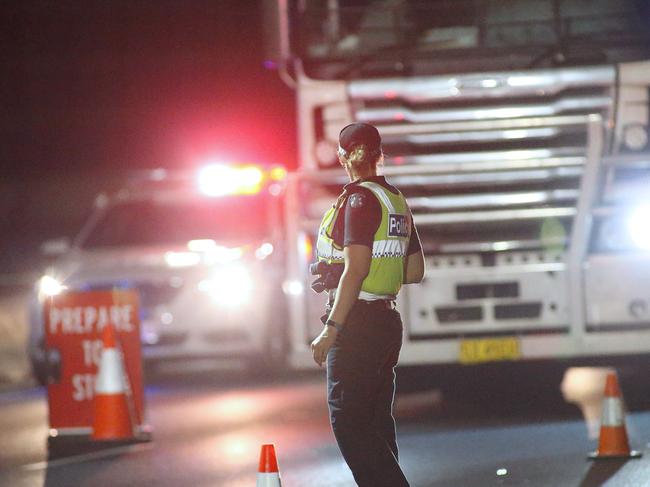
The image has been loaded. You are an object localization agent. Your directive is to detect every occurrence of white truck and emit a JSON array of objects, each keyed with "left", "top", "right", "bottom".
[{"left": 266, "top": 0, "right": 650, "bottom": 370}]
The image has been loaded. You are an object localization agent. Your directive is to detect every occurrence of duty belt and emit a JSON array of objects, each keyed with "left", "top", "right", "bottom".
[
  {"left": 360, "top": 299, "right": 396, "bottom": 310},
  {"left": 327, "top": 289, "right": 395, "bottom": 310}
]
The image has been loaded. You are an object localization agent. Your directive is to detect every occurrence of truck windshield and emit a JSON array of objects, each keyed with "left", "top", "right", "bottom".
[
  {"left": 81, "top": 197, "right": 270, "bottom": 249},
  {"left": 295, "top": 0, "right": 650, "bottom": 79}
]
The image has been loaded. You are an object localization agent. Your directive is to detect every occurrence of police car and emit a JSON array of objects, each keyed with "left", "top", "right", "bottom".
[{"left": 28, "top": 164, "right": 292, "bottom": 384}]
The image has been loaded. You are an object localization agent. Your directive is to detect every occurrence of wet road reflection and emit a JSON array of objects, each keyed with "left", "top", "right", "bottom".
[{"left": 2, "top": 364, "right": 650, "bottom": 486}]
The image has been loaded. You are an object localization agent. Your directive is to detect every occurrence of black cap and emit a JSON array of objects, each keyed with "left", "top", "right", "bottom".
[{"left": 338, "top": 123, "right": 382, "bottom": 154}]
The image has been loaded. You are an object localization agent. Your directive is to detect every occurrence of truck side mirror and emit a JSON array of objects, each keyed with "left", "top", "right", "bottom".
[{"left": 40, "top": 238, "right": 71, "bottom": 257}]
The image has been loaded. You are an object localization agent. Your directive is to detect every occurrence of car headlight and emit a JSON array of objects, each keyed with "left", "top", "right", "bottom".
[
  {"left": 39, "top": 275, "right": 66, "bottom": 297},
  {"left": 198, "top": 264, "right": 253, "bottom": 306},
  {"left": 165, "top": 251, "right": 201, "bottom": 268},
  {"left": 627, "top": 204, "right": 650, "bottom": 251}
]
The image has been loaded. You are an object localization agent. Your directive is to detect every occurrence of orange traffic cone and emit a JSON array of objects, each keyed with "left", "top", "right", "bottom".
[
  {"left": 257, "top": 444, "right": 282, "bottom": 486},
  {"left": 589, "top": 372, "right": 642, "bottom": 459},
  {"left": 92, "top": 323, "right": 135, "bottom": 441}
]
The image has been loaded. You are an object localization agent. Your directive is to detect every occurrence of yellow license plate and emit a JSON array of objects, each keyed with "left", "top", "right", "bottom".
[{"left": 459, "top": 337, "right": 521, "bottom": 364}]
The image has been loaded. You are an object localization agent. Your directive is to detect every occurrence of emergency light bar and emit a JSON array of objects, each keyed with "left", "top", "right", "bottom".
[
  {"left": 198, "top": 164, "right": 287, "bottom": 197},
  {"left": 198, "top": 165, "right": 263, "bottom": 196}
]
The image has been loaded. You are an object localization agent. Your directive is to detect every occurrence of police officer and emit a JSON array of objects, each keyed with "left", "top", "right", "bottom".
[{"left": 311, "top": 122, "right": 425, "bottom": 487}]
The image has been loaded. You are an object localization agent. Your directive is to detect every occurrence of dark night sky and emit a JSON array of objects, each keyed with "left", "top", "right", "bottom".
[
  {"left": 0, "top": 1, "right": 296, "bottom": 275},
  {"left": 1, "top": 0, "right": 296, "bottom": 180}
]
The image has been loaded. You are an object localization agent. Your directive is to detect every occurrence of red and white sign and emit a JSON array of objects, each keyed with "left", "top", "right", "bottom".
[{"left": 45, "top": 290, "right": 145, "bottom": 434}]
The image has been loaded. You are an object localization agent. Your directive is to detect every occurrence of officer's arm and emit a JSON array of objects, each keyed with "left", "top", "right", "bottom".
[
  {"left": 327, "top": 244, "right": 372, "bottom": 325},
  {"left": 404, "top": 213, "right": 425, "bottom": 284},
  {"left": 404, "top": 249, "right": 425, "bottom": 284}
]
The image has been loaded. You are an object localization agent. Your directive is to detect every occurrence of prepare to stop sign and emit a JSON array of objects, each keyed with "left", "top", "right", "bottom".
[
  {"left": 45, "top": 290, "right": 145, "bottom": 433},
  {"left": 72, "top": 339, "right": 104, "bottom": 401},
  {"left": 49, "top": 303, "right": 136, "bottom": 400},
  {"left": 48, "top": 304, "right": 135, "bottom": 335},
  {"left": 50, "top": 304, "right": 134, "bottom": 400}
]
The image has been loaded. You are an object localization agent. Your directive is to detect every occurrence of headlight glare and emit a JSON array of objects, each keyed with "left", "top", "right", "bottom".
[
  {"left": 39, "top": 276, "right": 66, "bottom": 297},
  {"left": 199, "top": 264, "right": 253, "bottom": 306},
  {"left": 165, "top": 251, "right": 201, "bottom": 268},
  {"left": 627, "top": 204, "right": 650, "bottom": 251}
]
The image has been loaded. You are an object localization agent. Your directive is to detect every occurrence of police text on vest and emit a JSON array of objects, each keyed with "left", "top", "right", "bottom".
[{"left": 388, "top": 214, "right": 408, "bottom": 237}]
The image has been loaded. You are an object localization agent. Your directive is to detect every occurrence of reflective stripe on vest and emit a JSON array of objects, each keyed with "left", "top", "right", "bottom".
[
  {"left": 316, "top": 202, "right": 345, "bottom": 264},
  {"left": 315, "top": 181, "right": 411, "bottom": 298}
]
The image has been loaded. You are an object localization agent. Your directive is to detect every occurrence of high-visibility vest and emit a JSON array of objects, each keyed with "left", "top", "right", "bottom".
[{"left": 316, "top": 181, "right": 412, "bottom": 299}]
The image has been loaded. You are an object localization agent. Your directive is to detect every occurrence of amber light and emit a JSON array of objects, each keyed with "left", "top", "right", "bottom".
[{"left": 198, "top": 164, "right": 264, "bottom": 197}]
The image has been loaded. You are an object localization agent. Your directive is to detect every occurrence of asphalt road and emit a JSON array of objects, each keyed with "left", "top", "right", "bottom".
[{"left": 1, "top": 368, "right": 650, "bottom": 487}]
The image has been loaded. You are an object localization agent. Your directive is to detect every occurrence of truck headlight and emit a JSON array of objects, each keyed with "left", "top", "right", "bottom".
[
  {"left": 627, "top": 204, "right": 650, "bottom": 250},
  {"left": 39, "top": 276, "right": 66, "bottom": 297},
  {"left": 597, "top": 204, "right": 650, "bottom": 252},
  {"left": 597, "top": 218, "right": 627, "bottom": 251},
  {"left": 198, "top": 264, "right": 253, "bottom": 306},
  {"left": 623, "top": 123, "right": 648, "bottom": 151}
]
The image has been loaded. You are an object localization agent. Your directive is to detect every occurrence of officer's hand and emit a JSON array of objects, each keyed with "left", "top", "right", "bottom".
[{"left": 310, "top": 326, "right": 337, "bottom": 367}]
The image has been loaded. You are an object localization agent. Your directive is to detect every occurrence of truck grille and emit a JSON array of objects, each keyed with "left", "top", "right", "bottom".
[
  {"left": 456, "top": 282, "right": 519, "bottom": 300},
  {"left": 343, "top": 65, "right": 615, "bottom": 255}
]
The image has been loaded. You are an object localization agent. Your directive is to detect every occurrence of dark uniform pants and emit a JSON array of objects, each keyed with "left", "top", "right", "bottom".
[{"left": 326, "top": 300, "right": 410, "bottom": 487}]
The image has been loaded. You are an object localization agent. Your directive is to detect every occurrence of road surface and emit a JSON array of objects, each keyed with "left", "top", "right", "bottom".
[{"left": 1, "top": 368, "right": 650, "bottom": 486}]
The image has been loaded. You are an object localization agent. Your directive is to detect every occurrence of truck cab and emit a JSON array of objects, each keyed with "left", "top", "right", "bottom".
[{"left": 267, "top": 0, "right": 650, "bottom": 369}]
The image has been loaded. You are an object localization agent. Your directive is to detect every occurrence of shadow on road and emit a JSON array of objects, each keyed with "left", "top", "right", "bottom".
[
  {"left": 396, "top": 363, "right": 650, "bottom": 431},
  {"left": 579, "top": 459, "right": 628, "bottom": 487},
  {"left": 144, "top": 364, "right": 322, "bottom": 393},
  {"left": 42, "top": 442, "right": 153, "bottom": 487},
  {"left": 396, "top": 363, "right": 580, "bottom": 427}
]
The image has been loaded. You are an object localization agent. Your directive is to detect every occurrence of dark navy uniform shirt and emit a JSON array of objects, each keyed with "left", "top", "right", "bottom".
[{"left": 331, "top": 175, "right": 422, "bottom": 255}]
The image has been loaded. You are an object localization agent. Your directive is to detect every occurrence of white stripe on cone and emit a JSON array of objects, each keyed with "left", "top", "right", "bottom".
[
  {"left": 95, "top": 349, "right": 127, "bottom": 395},
  {"left": 256, "top": 472, "right": 281, "bottom": 487},
  {"left": 601, "top": 397, "right": 624, "bottom": 427}
]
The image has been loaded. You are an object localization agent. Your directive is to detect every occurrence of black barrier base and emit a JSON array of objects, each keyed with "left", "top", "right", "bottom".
[
  {"left": 47, "top": 426, "right": 153, "bottom": 460},
  {"left": 588, "top": 450, "right": 643, "bottom": 460}
]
